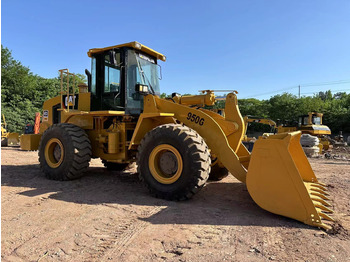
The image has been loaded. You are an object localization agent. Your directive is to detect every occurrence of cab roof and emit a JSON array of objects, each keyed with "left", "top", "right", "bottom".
[{"left": 87, "top": 41, "right": 166, "bottom": 61}]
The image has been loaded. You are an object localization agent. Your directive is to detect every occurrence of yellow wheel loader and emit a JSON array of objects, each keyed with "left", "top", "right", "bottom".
[
  {"left": 1, "top": 114, "right": 20, "bottom": 147},
  {"left": 20, "top": 42, "right": 334, "bottom": 229}
]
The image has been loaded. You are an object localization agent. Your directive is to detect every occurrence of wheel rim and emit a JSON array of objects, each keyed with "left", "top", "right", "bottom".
[
  {"left": 148, "top": 144, "right": 183, "bottom": 184},
  {"left": 44, "top": 138, "right": 64, "bottom": 168}
]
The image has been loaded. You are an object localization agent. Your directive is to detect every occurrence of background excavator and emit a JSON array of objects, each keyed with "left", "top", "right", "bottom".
[
  {"left": 242, "top": 116, "right": 276, "bottom": 152},
  {"left": 20, "top": 41, "right": 334, "bottom": 230}
]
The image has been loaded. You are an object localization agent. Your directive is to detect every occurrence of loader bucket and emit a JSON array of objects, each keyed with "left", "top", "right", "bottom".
[
  {"left": 7, "top": 133, "right": 20, "bottom": 146},
  {"left": 246, "top": 131, "right": 334, "bottom": 230}
]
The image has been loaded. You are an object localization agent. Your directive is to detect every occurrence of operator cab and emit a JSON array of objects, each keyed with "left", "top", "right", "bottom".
[
  {"left": 298, "top": 112, "right": 322, "bottom": 127},
  {"left": 86, "top": 42, "right": 165, "bottom": 114}
]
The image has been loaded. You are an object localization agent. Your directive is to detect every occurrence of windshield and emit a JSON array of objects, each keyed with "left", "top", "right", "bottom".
[
  {"left": 126, "top": 50, "right": 161, "bottom": 114},
  {"left": 135, "top": 53, "right": 160, "bottom": 95},
  {"left": 312, "top": 116, "right": 321, "bottom": 125}
]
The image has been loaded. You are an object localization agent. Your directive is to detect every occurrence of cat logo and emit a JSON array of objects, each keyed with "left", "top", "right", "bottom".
[
  {"left": 62, "top": 94, "right": 79, "bottom": 109},
  {"left": 65, "top": 95, "right": 77, "bottom": 106}
]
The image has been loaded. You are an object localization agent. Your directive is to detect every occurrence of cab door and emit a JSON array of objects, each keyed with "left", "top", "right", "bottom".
[{"left": 101, "top": 52, "right": 123, "bottom": 110}]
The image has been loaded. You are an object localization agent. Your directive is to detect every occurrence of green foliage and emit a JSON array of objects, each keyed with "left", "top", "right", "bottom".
[
  {"left": 238, "top": 98, "right": 270, "bottom": 118},
  {"left": 1, "top": 44, "right": 349, "bottom": 134},
  {"left": 1, "top": 45, "right": 86, "bottom": 133},
  {"left": 153, "top": 90, "right": 349, "bottom": 134}
]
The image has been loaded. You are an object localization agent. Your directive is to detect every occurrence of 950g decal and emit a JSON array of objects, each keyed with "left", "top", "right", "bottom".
[{"left": 187, "top": 112, "right": 205, "bottom": 126}]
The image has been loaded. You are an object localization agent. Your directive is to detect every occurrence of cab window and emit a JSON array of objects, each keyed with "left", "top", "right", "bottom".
[
  {"left": 104, "top": 53, "right": 121, "bottom": 93},
  {"left": 312, "top": 116, "right": 321, "bottom": 125}
]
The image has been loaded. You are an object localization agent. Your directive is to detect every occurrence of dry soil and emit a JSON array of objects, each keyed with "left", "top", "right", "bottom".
[{"left": 1, "top": 147, "right": 350, "bottom": 262}]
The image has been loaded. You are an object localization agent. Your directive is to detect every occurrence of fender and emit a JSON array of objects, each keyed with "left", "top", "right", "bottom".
[{"left": 132, "top": 92, "right": 249, "bottom": 183}]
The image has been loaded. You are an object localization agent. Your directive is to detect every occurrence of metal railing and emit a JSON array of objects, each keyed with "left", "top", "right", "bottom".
[{"left": 59, "top": 69, "right": 76, "bottom": 112}]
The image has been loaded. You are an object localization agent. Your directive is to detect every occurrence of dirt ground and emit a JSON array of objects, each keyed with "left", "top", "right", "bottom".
[{"left": 1, "top": 147, "right": 350, "bottom": 262}]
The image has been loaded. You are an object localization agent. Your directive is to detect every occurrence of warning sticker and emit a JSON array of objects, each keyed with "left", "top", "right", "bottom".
[{"left": 43, "top": 110, "right": 49, "bottom": 121}]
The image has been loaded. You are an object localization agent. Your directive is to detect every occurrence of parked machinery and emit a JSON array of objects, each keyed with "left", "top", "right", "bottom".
[
  {"left": 277, "top": 112, "right": 332, "bottom": 151},
  {"left": 20, "top": 42, "right": 334, "bottom": 229},
  {"left": 1, "top": 114, "right": 20, "bottom": 146}
]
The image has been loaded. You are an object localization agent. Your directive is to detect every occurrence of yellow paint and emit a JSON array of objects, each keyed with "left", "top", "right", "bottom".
[
  {"left": 172, "top": 91, "right": 216, "bottom": 106},
  {"left": 44, "top": 138, "right": 64, "bottom": 168},
  {"left": 277, "top": 112, "right": 331, "bottom": 136},
  {"left": 1, "top": 115, "right": 20, "bottom": 146},
  {"left": 128, "top": 113, "right": 175, "bottom": 150},
  {"left": 243, "top": 116, "right": 276, "bottom": 141},
  {"left": 246, "top": 131, "right": 333, "bottom": 230},
  {"left": 87, "top": 41, "right": 166, "bottom": 61},
  {"left": 20, "top": 134, "right": 42, "bottom": 151},
  {"left": 137, "top": 92, "right": 248, "bottom": 183},
  {"left": 148, "top": 144, "right": 183, "bottom": 184},
  {"left": 129, "top": 91, "right": 333, "bottom": 229},
  {"left": 7, "top": 133, "right": 20, "bottom": 146},
  {"left": 78, "top": 93, "right": 91, "bottom": 111}
]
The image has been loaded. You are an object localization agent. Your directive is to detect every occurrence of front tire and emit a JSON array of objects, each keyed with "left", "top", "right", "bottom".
[
  {"left": 38, "top": 123, "right": 92, "bottom": 180},
  {"left": 137, "top": 124, "right": 211, "bottom": 201}
]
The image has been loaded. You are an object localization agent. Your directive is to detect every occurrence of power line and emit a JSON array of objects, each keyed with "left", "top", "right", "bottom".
[
  {"left": 242, "top": 79, "right": 350, "bottom": 99},
  {"left": 301, "top": 88, "right": 350, "bottom": 95},
  {"left": 241, "top": 86, "right": 299, "bottom": 98},
  {"left": 301, "top": 79, "right": 350, "bottom": 87}
]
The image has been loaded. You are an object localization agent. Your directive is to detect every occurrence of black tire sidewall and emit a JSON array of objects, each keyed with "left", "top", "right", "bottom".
[
  {"left": 39, "top": 125, "right": 76, "bottom": 179},
  {"left": 139, "top": 128, "right": 202, "bottom": 197}
]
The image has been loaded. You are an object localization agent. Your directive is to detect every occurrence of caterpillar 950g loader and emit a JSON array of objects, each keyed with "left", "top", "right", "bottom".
[{"left": 21, "top": 42, "right": 334, "bottom": 230}]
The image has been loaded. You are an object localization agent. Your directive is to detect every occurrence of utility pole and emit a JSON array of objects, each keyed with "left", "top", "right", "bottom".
[{"left": 298, "top": 85, "right": 300, "bottom": 98}]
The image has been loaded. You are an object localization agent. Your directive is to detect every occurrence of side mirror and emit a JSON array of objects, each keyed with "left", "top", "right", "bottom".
[
  {"left": 109, "top": 50, "right": 117, "bottom": 65},
  {"left": 135, "top": 84, "right": 150, "bottom": 95}
]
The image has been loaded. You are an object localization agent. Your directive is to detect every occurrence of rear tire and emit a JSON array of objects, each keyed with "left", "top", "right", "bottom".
[
  {"left": 137, "top": 124, "right": 211, "bottom": 201},
  {"left": 38, "top": 123, "right": 92, "bottom": 180}
]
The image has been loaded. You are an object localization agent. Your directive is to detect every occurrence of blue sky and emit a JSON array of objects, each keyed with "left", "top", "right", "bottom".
[{"left": 2, "top": 0, "right": 350, "bottom": 99}]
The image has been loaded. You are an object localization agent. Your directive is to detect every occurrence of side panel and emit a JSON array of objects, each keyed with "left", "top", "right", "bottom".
[
  {"left": 40, "top": 93, "right": 92, "bottom": 133},
  {"left": 41, "top": 96, "right": 61, "bottom": 128}
]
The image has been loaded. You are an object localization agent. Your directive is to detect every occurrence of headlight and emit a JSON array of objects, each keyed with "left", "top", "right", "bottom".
[{"left": 134, "top": 42, "right": 142, "bottom": 49}]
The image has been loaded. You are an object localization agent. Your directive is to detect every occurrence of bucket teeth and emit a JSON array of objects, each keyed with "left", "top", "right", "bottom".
[
  {"left": 310, "top": 183, "right": 327, "bottom": 191},
  {"left": 316, "top": 182, "right": 327, "bottom": 187},
  {"left": 314, "top": 203, "right": 334, "bottom": 213},
  {"left": 310, "top": 192, "right": 330, "bottom": 201},
  {"left": 311, "top": 196, "right": 331, "bottom": 207},
  {"left": 309, "top": 187, "right": 329, "bottom": 196},
  {"left": 318, "top": 212, "right": 335, "bottom": 222}
]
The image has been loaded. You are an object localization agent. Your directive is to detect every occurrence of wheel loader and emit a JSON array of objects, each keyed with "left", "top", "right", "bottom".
[{"left": 20, "top": 41, "right": 334, "bottom": 230}]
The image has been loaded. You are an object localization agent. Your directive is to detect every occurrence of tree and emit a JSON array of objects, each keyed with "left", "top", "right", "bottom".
[{"left": 1, "top": 45, "right": 85, "bottom": 133}]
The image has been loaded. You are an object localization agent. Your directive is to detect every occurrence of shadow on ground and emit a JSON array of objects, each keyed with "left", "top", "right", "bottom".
[{"left": 1, "top": 163, "right": 310, "bottom": 229}]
